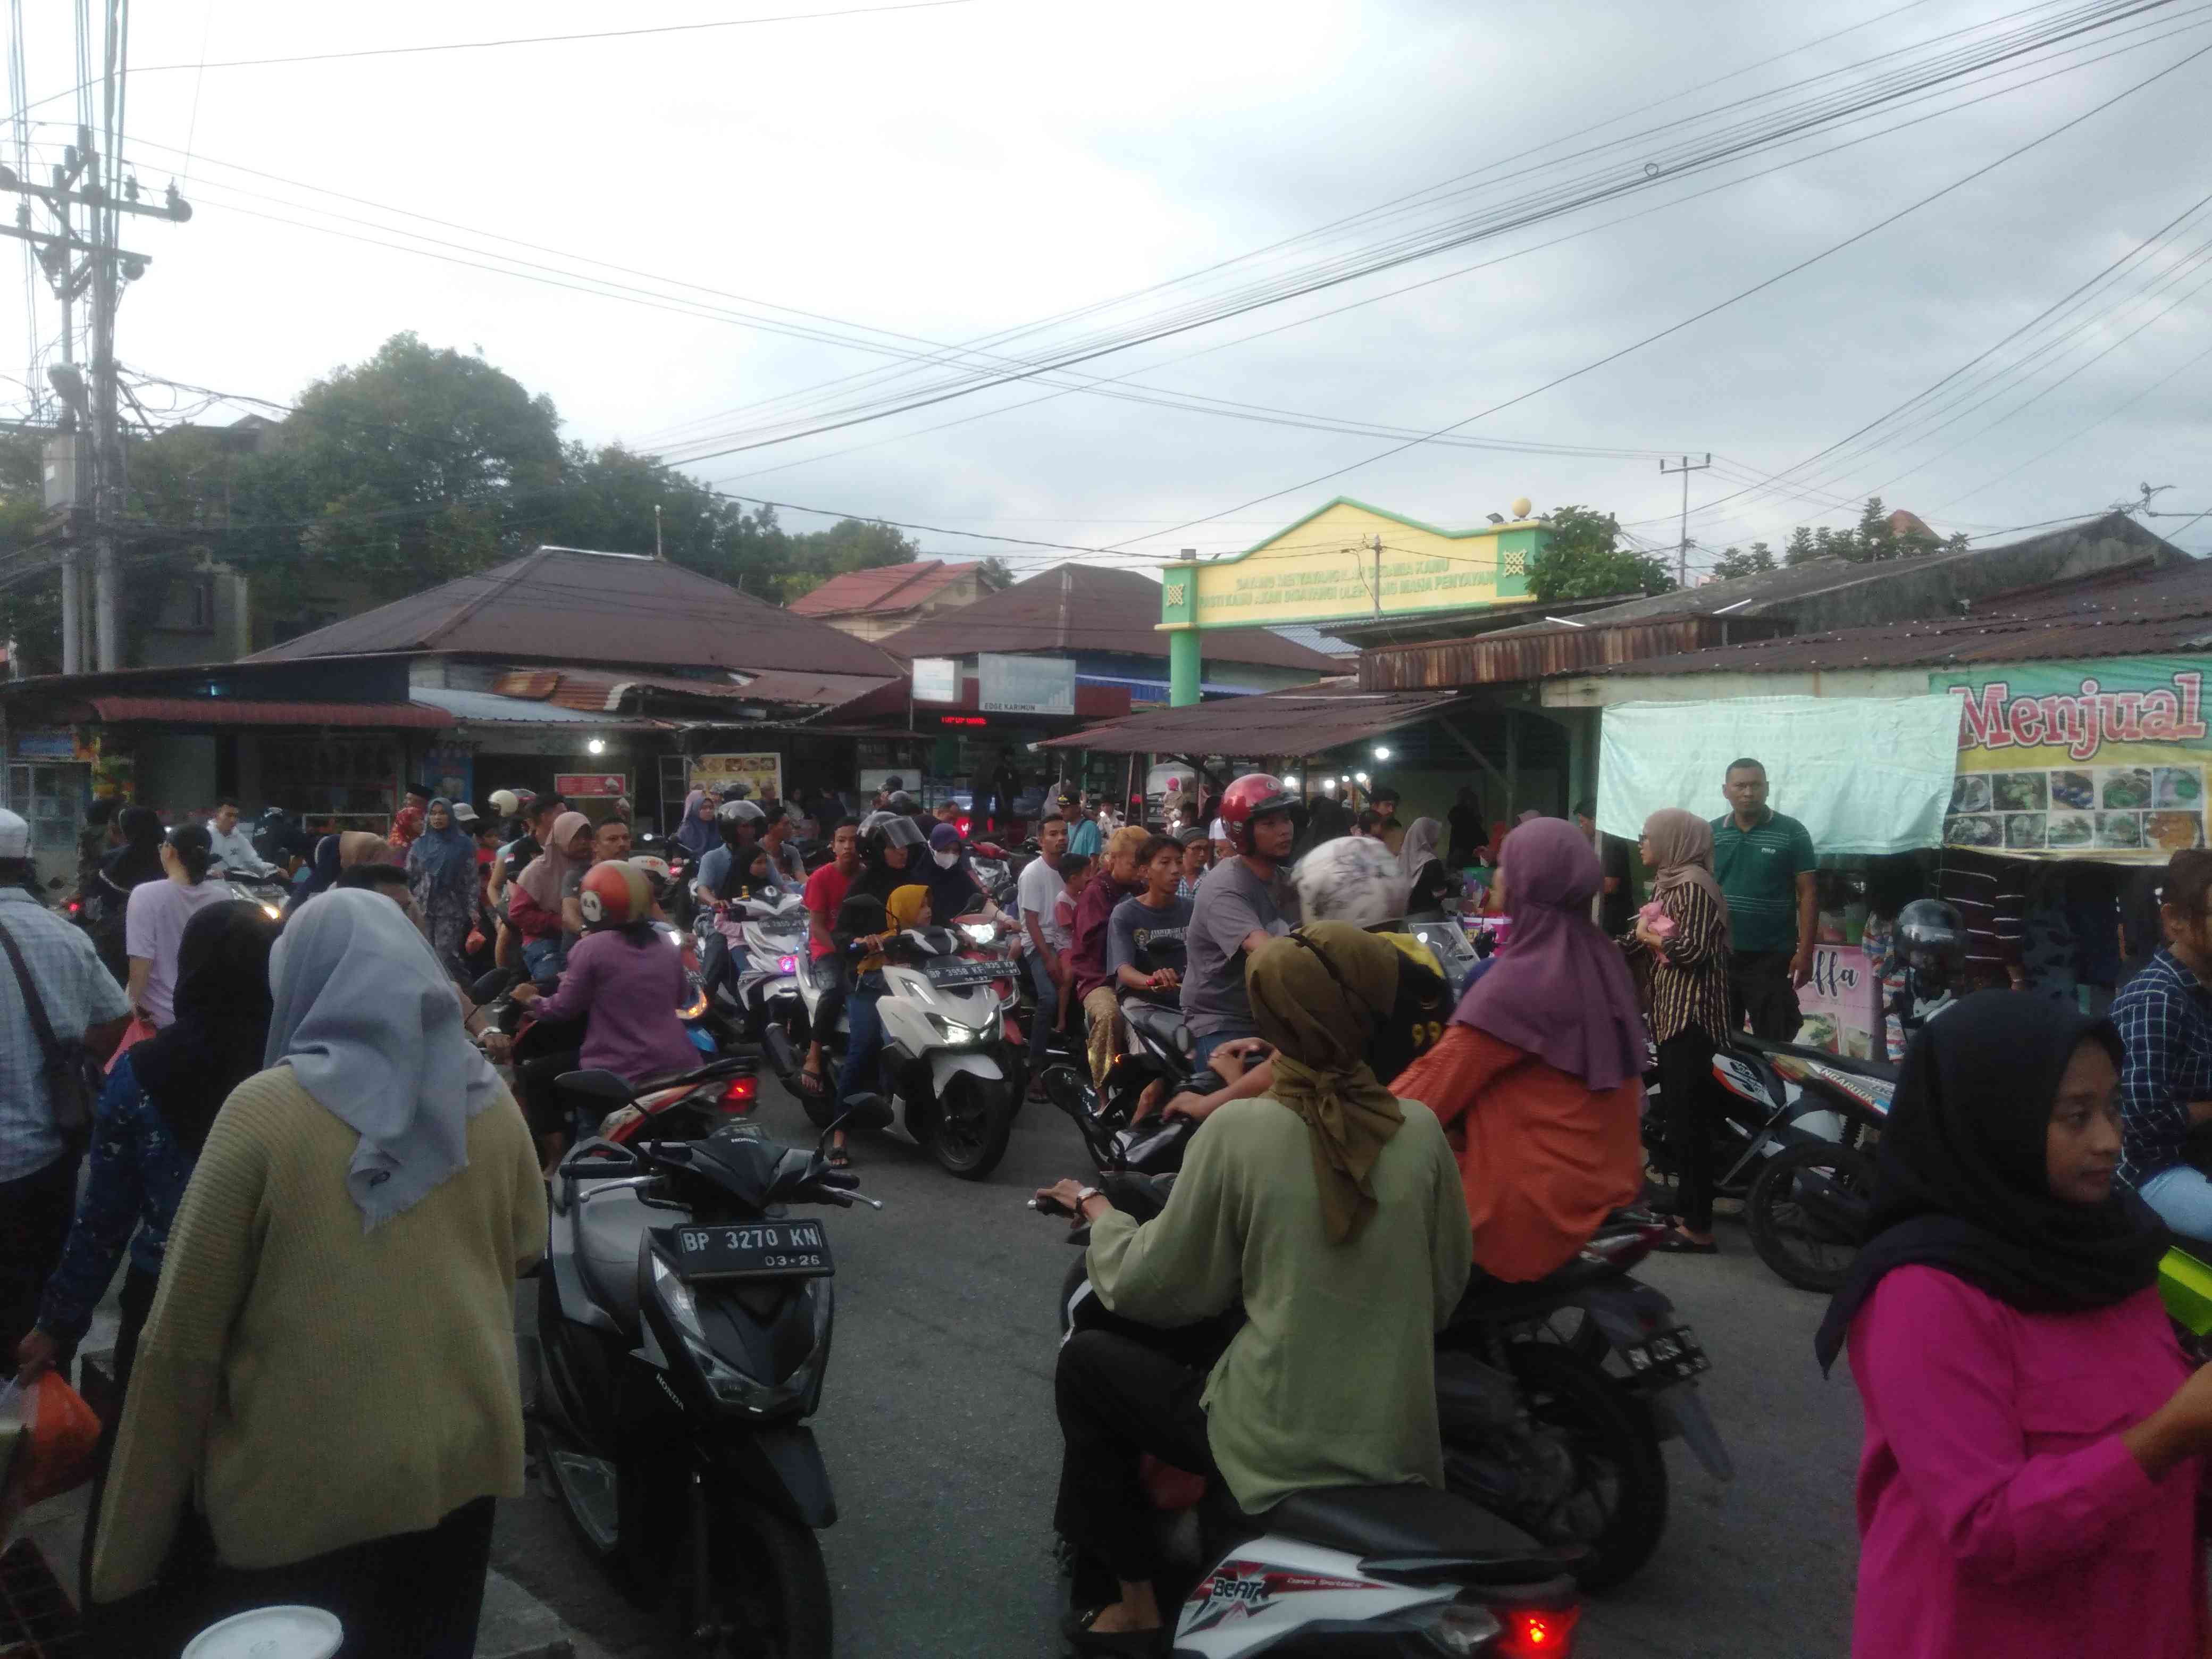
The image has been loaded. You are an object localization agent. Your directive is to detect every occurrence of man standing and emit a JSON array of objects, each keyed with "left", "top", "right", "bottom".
[
  {"left": 1710, "top": 757, "right": 1819, "bottom": 1041},
  {"left": 1181, "top": 774, "right": 1301, "bottom": 1068},
  {"left": 205, "top": 799, "right": 276, "bottom": 877},
  {"left": 1017, "top": 814, "right": 1071, "bottom": 1094},
  {"left": 0, "top": 808, "right": 131, "bottom": 1358}
]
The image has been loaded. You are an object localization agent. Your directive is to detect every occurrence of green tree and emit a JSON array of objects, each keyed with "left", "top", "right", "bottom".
[
  {"left": 1527, "top": 504, "right": 1675, "bottom": 601},
  {"left": 1782, "top": 525, "right": 1820, "bottom": 566},
  {"left": 974, "top": 555, "right": 1017, "bottom": 592},
  {"left": 776, "top": 518, "right": 919, "bottom": 603},
  {"left": 1709, "top": 541, "right": 1777, "bottom": 582}
]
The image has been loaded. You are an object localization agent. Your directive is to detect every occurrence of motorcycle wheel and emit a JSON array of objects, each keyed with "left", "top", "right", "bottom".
[
  {"left": 1490, "top": 1341, "right": 1668, "bottom": 1593},
  {"left": 931, "top": 1072, "right": 1015, "bottom": 1180},
  {"left": 673, "top": 1491, "right": 832, "bottom": 1659},
  {"left": 1746, "top": 1138, "right": 1876, "bottom": 1293}
]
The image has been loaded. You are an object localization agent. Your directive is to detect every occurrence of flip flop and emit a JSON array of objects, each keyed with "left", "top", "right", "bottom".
[
  {"left": 794, "top": 1070, "right": 827, "bottom": 1097},
  {"left": 1652, "top": 1226, "right": 1717, "bottom": 1255},
  {"left": 827, "top": 1145, "right": 852, "bottom": 1169}
]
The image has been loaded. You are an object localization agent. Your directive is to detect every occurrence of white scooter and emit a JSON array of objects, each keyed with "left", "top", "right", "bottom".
[
  {"left": 694, "top": 878, "right": 810, "bottom": 1042},
  {"left": 763, "top": 918, "right": 1021, "bottom": 1181}
]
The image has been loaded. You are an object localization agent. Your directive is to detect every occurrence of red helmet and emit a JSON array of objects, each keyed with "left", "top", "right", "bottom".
[
  {"left": 1217, "top": 773, "right": 1298, "bottom": 854},
  {"left": 577, "top": 860, "right": 653, "bottom": 928}
]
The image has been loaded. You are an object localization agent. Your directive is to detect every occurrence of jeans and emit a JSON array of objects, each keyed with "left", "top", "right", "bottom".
[
  {"left": 1025, "top": 950, "right": 1060, "bottom": 1069},
  {"left": 521, "top": 933, "right": 568, "bottom": 985},
  {"left": 836, "top": 977, "right": 886, "bottom": 1107},
  {"left": 2139, "top": 1165, "right": 2212, "bottom": 1245},
  {"left": 1193, "top": 1025, "right": 1257, "bottom": 1071},
  {"left": 0, "top": 1152, "right": 79, "bottom": 1359},
  {"left": 1054, "top": 1329, "right": 1216, "bottom": 1583}
]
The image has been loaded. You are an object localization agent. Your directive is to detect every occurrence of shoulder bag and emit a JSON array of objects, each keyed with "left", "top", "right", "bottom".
[{"left": 0, "top": 915, "right": 105, "bottom": 1139}]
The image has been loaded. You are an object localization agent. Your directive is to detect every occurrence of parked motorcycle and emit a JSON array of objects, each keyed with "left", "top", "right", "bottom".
[
  {"left": 530, "top": 1104, "right": 889, "bottom": 1658},
  {"left": 761, "top": 917, "right": 1021, "bottom": 1180},
  {"left": 1037, "top": 1187, "right": 1589, "bottom": 1653}
]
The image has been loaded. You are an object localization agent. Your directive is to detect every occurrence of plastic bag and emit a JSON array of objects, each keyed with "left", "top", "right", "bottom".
[
  {"left": 104, "top": 1013, "right": 158, "bottom": 1074},
  {"left": 0, "top": 1371, "right": 103, "bottom": 1510}
]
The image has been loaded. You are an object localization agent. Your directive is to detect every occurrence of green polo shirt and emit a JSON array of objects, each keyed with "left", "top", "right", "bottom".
[{"left": 1710, "top": 808, "right": 1817, "bottom": 954}]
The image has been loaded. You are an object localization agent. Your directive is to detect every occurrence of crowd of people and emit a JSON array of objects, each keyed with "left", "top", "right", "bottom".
[{"left": 9, "top": 743, "right": 2212, "bottom": 1657}]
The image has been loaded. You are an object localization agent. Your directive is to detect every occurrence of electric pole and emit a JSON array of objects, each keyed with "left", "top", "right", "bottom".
[{"left": 1660, "top": 453, "right": 1711, "bottom": 589}]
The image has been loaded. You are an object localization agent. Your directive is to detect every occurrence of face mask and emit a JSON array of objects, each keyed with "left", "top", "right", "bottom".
[{"left": 933, "top": 849, "right": 960, "bottom": 869}]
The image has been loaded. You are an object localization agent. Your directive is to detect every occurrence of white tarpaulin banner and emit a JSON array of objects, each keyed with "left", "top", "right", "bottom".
[
  {"left": 1597, "top": 695, "right": 1960, "bottom": 855},
  {"left": 979, "top": 652, "right": 1075, "bottom": 716}
]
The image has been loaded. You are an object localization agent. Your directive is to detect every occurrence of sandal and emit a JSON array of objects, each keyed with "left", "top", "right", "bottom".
[
  {"left": 794, "top": 1069, "right": 827, "bottom": 1097},
  {"left": 826, "top": 1145, "right": 852, "bottom": 1169},
  {"left": 1652, "top": 1225, "right": 1717, "bottom": 1255}
]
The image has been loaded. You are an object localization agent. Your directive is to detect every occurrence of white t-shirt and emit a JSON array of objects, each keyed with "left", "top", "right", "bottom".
[
  {"left": 1017, "top": 856, "right": 1070, "bottom": 956},
  {"left": 124, "top": 877, "right": 238, "bottom": 1026}
]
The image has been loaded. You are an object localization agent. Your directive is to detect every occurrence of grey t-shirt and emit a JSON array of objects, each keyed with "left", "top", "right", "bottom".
[
  {"left": 1108, "top": 892, "right": 1193, "bottom": 993},
  {"left": 1180, "top": 857, "right": 1299, "bottom": 1037}
]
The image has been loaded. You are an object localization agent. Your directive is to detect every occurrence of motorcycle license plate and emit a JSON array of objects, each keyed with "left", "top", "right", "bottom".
[
  {"left": 925, "top": 958, "right": 1000, "bottom": 987},
  {"left": 1621, "top": 1325, "right": 1708, "bottom": 1382},
  {"left": 666, "top": 1220, "right": 833, "bottom": 1281}
]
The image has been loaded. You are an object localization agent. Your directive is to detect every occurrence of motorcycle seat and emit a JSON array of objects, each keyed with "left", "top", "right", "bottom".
[
  {"left": 573, "top": 1187, "right": 654, "bottom": 1333},
  {"left": 1122, "top": 1000, "right": 1192, "bottom": 1057},
  {"left": 1452, "top": 1253, "right": 1620, "bottom": 1315},
  {"left": 1255, "top": 1485, "right": 1557, "bottom": 1580}
]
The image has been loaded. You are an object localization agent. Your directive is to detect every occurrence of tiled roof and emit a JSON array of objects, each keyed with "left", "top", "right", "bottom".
[
  {"left": 876, "top": 562, "right": 1340, "bottom": 672},
  {"left": 1041, "top": 679, "right": 1454, "bottom": 755},
  {"left": 787, "top": 559, "right": 971, "bottom": 616}
]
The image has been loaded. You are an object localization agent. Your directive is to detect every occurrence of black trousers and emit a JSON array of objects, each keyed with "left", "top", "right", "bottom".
[
  {"left": 1657, "top": 1028, "right": 1723, "bottom": 1233},
  {"left": 1728, "top": 949, "right": 1802, "bottom": 1043},
  {"left": 0, "top": 1151, "right": 79, "bottom": 1359},
  {"left": 1054, "top": 1329, "right": 1215, "bottom": 1583}
]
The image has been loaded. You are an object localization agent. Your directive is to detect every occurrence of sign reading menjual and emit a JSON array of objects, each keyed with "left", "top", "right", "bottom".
[{"left": 1934, "top": 657, "right": 2209, "bottom": 858}]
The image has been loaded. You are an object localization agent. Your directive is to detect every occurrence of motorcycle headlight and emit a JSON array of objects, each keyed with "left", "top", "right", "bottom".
[
  {"left": 677, "top": 991, "right": 708, "bottom": 1020},
  {"left": 260, "top": 903, "right": 282, "bottom": 920},
  {"left": 928, "top": 1011, "right": 988, "bottom": 1044},
  {"left": 959, "top": 922, "right": 995, "bottom": 945}
]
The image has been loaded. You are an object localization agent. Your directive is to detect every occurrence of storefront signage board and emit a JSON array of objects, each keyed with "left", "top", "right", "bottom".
[
  {"left": 979, "top": 653, "right": 1075, "bottom": 716},
  {"left": 911, "top": 658, "right": 961, "bottom": 704},
  {"left": 1933, "top": 657, "right": 2207, "bottom": 858},
  {"left": 555, "top": 773, "right": 629, "bottom": 799},
  {"left": 1797, "top": 944, "right": 1882, "bottom": 1061},
  {"left": 690, "top": 752, "right": 783, "bottom": 801}
]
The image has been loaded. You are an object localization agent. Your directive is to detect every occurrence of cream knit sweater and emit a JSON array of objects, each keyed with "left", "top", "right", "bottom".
[{"left": 90, "top": 1065, "right": 547, "bottom": 1604}]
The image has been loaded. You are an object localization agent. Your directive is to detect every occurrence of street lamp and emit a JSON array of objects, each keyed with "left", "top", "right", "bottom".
[
  {"left": 1283, "top": 773, "right": 1300, "bottom": 790},
  {"left": 586, "top": 738, "right": 607, "bottom": 756},
  {"left": 1372, "top": 745, "right": 1392, "bottom": 761},
  {"left": 1355, "top": 771, "right": 1371, "bottom": 787}
]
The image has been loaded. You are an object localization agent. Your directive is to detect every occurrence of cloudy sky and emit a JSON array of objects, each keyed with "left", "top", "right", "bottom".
[{"left": 10, "top": 0, "right": 2211, "bottom": 583}]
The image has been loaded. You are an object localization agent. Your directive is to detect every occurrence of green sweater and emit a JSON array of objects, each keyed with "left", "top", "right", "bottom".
[
  {"left": 1086, "top": 1094, "right": 1471, "bottom": 1513},
  {"left": 91, "top": 1066, "right": 548, "bottom": 1603}
]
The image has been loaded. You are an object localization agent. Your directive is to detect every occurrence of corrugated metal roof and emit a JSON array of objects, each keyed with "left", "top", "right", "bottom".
[
  {"left": 1362, "top": 617, "right": 1780, "bottom": 690},
  {"left": 409, "top": 687, "right": 675, "bottom": 727},
  {"left": 1594, "top": 555, "right": 2212, "bottom": 678},
  {"left": 88, "top": 696, "right": 454, "bottom": 728},
  {"left": 1040, "top": 681, "right": 1462, "bottom": 755},
  {"left": 1268, "top": 623, "right": 1360, "bottom": 658},
  {"left": 489, "top": 665, "right": 896, "bottom": 713},
  {"left": 245, "top": 545, "right": 903, "bottom": 678},
  {"left": 788, "top": 559, "right": 971, "bottom": 617}
]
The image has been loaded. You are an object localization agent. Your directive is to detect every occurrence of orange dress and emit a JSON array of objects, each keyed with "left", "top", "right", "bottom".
[{"left": 1391, "top": 1024, "right": 1644, "bottom": 1282}]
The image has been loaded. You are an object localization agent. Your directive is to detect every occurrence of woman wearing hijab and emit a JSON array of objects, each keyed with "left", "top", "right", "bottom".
[
  {"left": 674, "top": 788, "right": 719, "bottom": 861},
  {"left": 508, "top": 809, "right": 592, "bottom": 982},
  {"left": 924, "top": 820, "right": 1011, "bottom": 928},
  {"left": 1036, "top": 924, "right": 1471, "bottom": 1649},
  {"left": 283, "top": 832, "right": 342, "bottom": 920},
  {"left": 1392, "top": 817, "right": 1646, "bottom": 1280},
  {"left": 824, "top": 885, "right": 933, "bottom": 1167},
  {"left": 1818, "top": 992, "right": 2210, "bottom": 1659},
  {"left": 387, "top": 790, "right": 427, "bottom": 852},
  {"left": 1625, "top": 808, "right": 1733, "bottom": 1253},
  {"left": 406, "top": 798, "right": 480, "bottom": 977},
  {"left": 1398, "top": 815, "right": 1455, "bottom": 918},
  {"left": 16, "top": 903, "right": 278, "bottom": 1394},
  {"left": 88, "top": 889, "right": 546, "bottom": 1656}
]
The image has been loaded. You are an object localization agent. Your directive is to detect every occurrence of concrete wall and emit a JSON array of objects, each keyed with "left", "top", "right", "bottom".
[{"left": 133, "top": 733, "right": 220, "bottom": 815}]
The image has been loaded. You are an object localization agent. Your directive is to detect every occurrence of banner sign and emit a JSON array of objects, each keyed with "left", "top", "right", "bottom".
[
  {"left": 555, "top": 773, "right": 629, "bottom": 799},
  {"left": 979, "top": 653, "right": 1075, "bottom": 716},
  {"left": 911, "top": 657, "right": 960, "bottom": 703},
  {"left": 1933, "top": 658, "right": 2207, "bottom": 857},
  {"left": 690, "top": 752, "right": 783, "bottom": 802},
  {"left": 1797, "top": 944, "right": 1882, "bottom": 1061}
]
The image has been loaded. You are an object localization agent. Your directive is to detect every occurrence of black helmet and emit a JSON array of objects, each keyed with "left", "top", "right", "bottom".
[
  {"left": 886, "top": 790, "right": 918, "bottom": 816},
  {"left": 1894, "top": 898, "right": 1967, "bottom": 998}
]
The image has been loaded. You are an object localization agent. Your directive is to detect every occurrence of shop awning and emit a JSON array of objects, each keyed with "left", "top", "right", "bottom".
[
  {"left": 89, "top": 696, "right": 455, "bottom": 729},
  {"left": 1040, "top": 684, "right": 1465, "bottom": 757},
  {"left": 1597, "top": 695, "right": 1961, "bottom": 855}
]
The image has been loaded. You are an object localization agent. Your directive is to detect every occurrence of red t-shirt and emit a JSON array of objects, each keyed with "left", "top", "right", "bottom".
[{"left": 802, "top": 861, "right": 853, "bottom": 960}]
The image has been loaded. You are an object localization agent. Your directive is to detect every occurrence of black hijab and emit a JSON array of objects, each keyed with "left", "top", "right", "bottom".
[
  {"left": 103, "top": 805, "right": 167, "bottom": 890},
  {"left": 129, "top": 901, "right": 278, "bottom": 1157},
  {"left": 1814, "top": 990, "right": 2167, "bottom": 1373}
]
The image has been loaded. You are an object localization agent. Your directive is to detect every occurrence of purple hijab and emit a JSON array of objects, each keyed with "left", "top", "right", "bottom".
[{"left": 1450, "top": 816, "right": 1645, "bottom": 1091}]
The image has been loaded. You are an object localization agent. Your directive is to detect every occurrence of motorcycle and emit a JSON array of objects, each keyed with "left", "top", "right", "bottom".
[
  {"left": 761, "top": 916, "right": 1021, "bottom": 1180},
  {"left": 696, "top": 881, "right": 810, "bottom": 1045},
  {"left": 1047, "top": 1127, "right": 1729, "bottom": 1591},
  {"left": 1644, "top": 1036, "right": 1892, "bottom": 1293},
  {"left": 1036, "top": 1188, "right": 1589, "bottom": 1654},
  {"left": 529, "top": 1102, "right": 889, "bottom": 1658}
]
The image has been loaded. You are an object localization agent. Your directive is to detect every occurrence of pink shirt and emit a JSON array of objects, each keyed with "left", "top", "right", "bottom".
[{"left": 1848, "top": 1266, "right": 2203, "bottom": 1659}]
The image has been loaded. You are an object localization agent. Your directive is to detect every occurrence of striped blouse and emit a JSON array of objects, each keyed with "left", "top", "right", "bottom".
[{"left": 1626, "top": 880, "right": 1733, "bottom": 1044}]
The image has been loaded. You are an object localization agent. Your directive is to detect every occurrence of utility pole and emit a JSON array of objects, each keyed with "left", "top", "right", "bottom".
[
  {"left": 1371, "top": 532, "right": 1383, "bottom": 617},
  {"left": 1660, "top": 453, "right": 1711, "bottom": 589},
  {"left": 653, "top": 502, "right": 664, "bottom": 560}
]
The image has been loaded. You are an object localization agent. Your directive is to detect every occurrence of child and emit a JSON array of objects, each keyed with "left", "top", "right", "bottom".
[{"left": 1053, "top": 852, "right": 1095, "bottom": 1035}]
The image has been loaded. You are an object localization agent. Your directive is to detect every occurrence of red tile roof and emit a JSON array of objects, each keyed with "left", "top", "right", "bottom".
[
  {"left": 89, "top": 696, "right": 454, "bottom": 728},
  {"left": 788, "top": 559, "right": 971, "bottom": 617}
]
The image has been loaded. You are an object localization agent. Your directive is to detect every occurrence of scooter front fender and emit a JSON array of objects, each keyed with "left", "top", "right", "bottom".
[
  {"left": 928, "top": 1050, "right": 1003, "bottom": 1097},
  {"left": 1647, "top": 1381, "right": 1734, "bottom": 1481},
  {"left": 704, "top": 1423, "right": 837, "bottom": 1529}
]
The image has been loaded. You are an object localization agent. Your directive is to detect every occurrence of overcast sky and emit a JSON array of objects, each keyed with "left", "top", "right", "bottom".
[{"left": 10, "top": 0, "right": 2211, "bottom": 584}]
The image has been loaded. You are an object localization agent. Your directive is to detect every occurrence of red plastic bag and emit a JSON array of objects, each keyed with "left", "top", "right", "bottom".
[
  {"left": 104, "top": 1013, "right": 158, "bottom": 1074},
  {"left": 1, "top": 1372, "right": 104, "bottom": 1507}
]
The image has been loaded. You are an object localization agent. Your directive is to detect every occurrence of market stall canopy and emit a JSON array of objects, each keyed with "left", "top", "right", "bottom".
[
  {"left": 1597, "top": 695, "right": 1961, "bottom": 855},
  {"left": 1040, "top": 682, "right": 1464, "bottom": 756}
]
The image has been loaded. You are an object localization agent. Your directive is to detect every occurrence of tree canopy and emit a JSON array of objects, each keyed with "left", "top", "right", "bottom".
[{"left": 1527, "top": 504, "right": 1676, "bottom": 602}]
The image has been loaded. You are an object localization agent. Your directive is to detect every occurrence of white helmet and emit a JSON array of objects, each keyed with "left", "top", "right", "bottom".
[
  {"left": 1293, "top": 835, "right": 1409, "bottom": 930},
  {"left": 488, "top": 789, "right": 520, "bottom": 819}
]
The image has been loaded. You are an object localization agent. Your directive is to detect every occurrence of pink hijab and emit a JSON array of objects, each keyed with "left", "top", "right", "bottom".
[
  {"left": 1450, "top": 816, "right": 1645, "bottom": 1091},
  {"left": 516, "top": 810, "right": 592, "bottom": 909}
]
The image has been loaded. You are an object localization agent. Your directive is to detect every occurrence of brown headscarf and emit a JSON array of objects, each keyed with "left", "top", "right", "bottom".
[
  {"left": 516, "top": 810, "right": 592, "bottom": 909},
  {"left": 1641, "top": 808, "right": 1730, "bottom": 945},
  {"left": 1247, "top": 923, "right": 1406, "bottom": 1245}
]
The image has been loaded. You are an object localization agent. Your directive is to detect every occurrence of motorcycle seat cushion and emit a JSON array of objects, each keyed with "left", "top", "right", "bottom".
[
  {"left": 1121, "top": 999, "right": 1192, "bottom": 1055},
  {"left": 1255, "top": 1484, "right": 1555, "bottom": 1578},
  {"left": 573, "top": 1187, "right": 653, "bottom": 1333}
]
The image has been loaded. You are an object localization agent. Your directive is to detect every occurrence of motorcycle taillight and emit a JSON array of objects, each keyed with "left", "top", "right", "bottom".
[
  {"left": 719, "top": 1075, "right": 758, "bottom": 1113},
  {"left": 1494, "top": 1604, "right": 1579, "bottom": 1656}
]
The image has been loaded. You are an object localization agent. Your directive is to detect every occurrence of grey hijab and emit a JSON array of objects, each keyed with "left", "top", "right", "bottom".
[{"left": 266, "top": 887, "right": 502, "bottom": 1228}]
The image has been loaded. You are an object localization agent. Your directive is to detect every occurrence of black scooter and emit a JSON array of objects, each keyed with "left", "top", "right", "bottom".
[{"left": 529, "top": 1097, "right": 891, "bottom": 1659}]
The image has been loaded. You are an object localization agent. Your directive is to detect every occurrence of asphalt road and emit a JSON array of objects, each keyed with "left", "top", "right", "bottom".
[{"left": 494, "top": 1074, "right": 1866, "bottom": 1658}]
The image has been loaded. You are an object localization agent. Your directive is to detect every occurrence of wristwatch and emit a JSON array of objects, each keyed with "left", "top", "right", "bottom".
[{"left": 1075, "top": 1186, "right": 1101, "bottom": 1211}]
